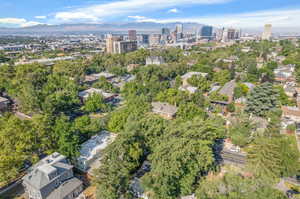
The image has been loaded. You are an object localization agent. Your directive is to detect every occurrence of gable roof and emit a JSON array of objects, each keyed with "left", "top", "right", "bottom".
[{"left": 219, "top": 80, "right": 236, "bottom": 97}]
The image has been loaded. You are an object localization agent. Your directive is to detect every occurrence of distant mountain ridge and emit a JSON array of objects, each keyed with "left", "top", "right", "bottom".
[{"left": 0, "top": 22, "right": 204, "bottom": 35}]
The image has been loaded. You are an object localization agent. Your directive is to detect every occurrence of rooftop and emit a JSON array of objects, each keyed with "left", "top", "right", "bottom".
[
  {"left": 219, "top": 80, "right": 236, "bottom": 97},
  {"left": 78, "top": 131, "right": 116, "bottom": 162},
  {"left": 0, "top": 97, "right": 9, "bottom": 103},
  {"left": 181, "top": 71, "right": 208, "bottom": 80},
  {"left": 152, "top": 102, "right": 178, "bottom": 116},
  {"left": 23, "top": 152, "right": 72, "bottom": 190},
  {"left": 46, "top": 177, "right": 82, "bottom": 199},
  {"left": 78, "top": 88, "right": 116, "bottom": 99}
]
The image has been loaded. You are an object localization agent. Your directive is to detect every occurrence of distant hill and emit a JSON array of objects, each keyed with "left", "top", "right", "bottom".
[{"left": 0, "top": 22, "right": 204, "bottom": 35}]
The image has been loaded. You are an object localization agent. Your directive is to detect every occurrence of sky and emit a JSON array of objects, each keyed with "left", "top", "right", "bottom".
[{"left": 1, "top": 0, "right": 300, "bottom": 28}]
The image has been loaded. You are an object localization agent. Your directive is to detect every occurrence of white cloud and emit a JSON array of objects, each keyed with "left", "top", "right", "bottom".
[
  {"left": 54, "top": 0, "right": 231, "bottom": 22},
  {"left": 128, "top": 8, "right": 300, "bottom": 28},
  {"left": 168, "top": 8, "right": 179, "bottom": 13},
  {"left": 0, "top": 18, "right": 26, "bottom": 24},
  {"left": 0, "top": 17, "right": 43, "bottom": 27},
  {"left": 35, "top": 16, "right": 47, "bottom": 19},
  {"left": 128, "top": 16, "right": 147, "bottom": 20}
]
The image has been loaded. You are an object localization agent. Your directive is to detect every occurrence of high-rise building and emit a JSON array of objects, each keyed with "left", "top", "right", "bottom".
[
  {"left": 200, "top": 26, "right": 213, "bottom": 40},
  {"left": 220, "top": 28, "right": 240, "bottom": 42},
  {"left": 162, "top": 28, "right": 170, "bottom": 35},
  {"left": 262, "top": 24, "right": 272, "bottom": 40},
  {"left": 175, "top": 24, "right": 183, "bottom": 34},
  {"left": 113, "top": 41, "right": 137, "bottom": 54},
  {"left": 227, "top": 28, "right": 236, "bottom": 40},
  {"left": 161, "top": 28, "right": 170, "bottom": 44},
  {"left": 141, "top": 34, "right": 149, "bottom": 44},
  {"left": 106, "top": 34, "right": 120, "bottom": 54},
  {"left": 128, "top": 30, "right": 137, "bottom": 41},
  {"left": 175, "top": 24, "right": 184, "bottom": 40},
  {"left": 149, "top": 34, "right": 161, "bottom": 46}
]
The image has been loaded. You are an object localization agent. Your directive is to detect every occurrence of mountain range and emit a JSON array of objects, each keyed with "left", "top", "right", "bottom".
[{"left": 0, "top": 22, "right": 204, "bottom": 35}]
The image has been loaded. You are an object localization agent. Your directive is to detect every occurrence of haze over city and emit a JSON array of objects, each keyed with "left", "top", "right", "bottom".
[{"left": 0, "top": 0, "right": 300, "bottom": 31}]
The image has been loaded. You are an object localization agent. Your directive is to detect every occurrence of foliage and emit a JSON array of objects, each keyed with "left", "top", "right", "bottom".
[
  {"left": 213, "top": 70, "right": 230, "bottom": 86},
  {"left": 228, "top": 113, "right": 256, "bottom": 147},
  {"left": 92, "top": 76, "right": 119, "bottom": 93},
  {"left": 196, "top": 173, "right": 288, "bottom": 199},
  {"left": 94, "top": 130, "right": 146, "bottom": 199},
  {"left": 234, "top": 83, "right": 249, "bottom": 99},
  {"left": 0, "top": 115, "right": 38, "bottom": 183},
  {"left": 83, "top": 93, "right": 112, "bottom": 113},
  {"left": 247, "top": 136, "right": 300, "bottom": 181},
  {"left": 209, "top": 91, "right": 228, "bottom": 102},
  {"left": 187, "top": 75, "right": 210, "bottom": 92},
  {"left": 274, "top": 85, "right": 296, "bottom": 106},
  {"left": 245, "top": 82, "right": 279, "bottom": 117},
  {"left": 177, "top": 102, "right": 207, "bottom": 121}
]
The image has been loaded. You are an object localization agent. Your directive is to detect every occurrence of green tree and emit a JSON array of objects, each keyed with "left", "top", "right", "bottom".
[
  {"left": 83, "top": 93, "right": 111, "bottom": 113},
  {"left": 245, "top": 83, "right": 279, "bottom": 117},
  {"left": 177, "top": 103, "right": 207, "bottom": 120}
]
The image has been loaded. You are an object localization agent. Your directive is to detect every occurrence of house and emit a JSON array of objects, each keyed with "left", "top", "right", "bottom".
[
  {"left": 284, "top": 83, "right": 297, "bottom": 98},
  {"left": 75, "top": 131, "right": 116, "bottom": 174},
  {"left": 0, "top": 96, "right": 9, "bottom": 111},
  {"left": 274, "top": 65, "right": 295, "bottom": 82},
  {"left": 78, "top": 88, "right": 117, "bottom": 102},
  {"left": 22, "top": 152, "right": 83, "bottom": 199},
  {"left": 146, "top": 56, "right": 165, "bottom": 65},
  {"left": 179, "top": 85, "right": 198, "bottom": 94},
  {"left": 181, "top": 72, "right": 208, "bottom": 87},
  {"left": 218, "top": 80, "right": 236, "bottom": 103},
  {"left": 83, "top": 72, "right": 115, "bottom": 84},
  {"left": 241, "top": 47, "right": 251, "bottom": 53},
  {"left": 282, "top": 106, "right": 300, "bottom": 123},
  {"left": 152, "top": 102, "right": 178, "bottom": 119}
]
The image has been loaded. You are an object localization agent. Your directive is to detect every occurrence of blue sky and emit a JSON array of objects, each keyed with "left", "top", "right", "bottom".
[{"left": 1, "top": 0, "right": 300, "bottom": 28}]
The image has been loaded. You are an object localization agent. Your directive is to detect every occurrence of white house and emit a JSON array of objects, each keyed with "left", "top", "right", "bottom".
[{"left": 75, "top": 131, "right": 116, "bottom": 174}]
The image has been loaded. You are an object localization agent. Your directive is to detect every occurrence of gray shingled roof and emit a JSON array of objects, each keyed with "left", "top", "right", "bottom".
[
  {"left": 47, "top": 178, "right": 82, "bottom": 199},
  {"left": 219, "top": 80, "right": 236, "bottom": 97},
  {"left": 23, "top": 153, "right": 72, "bottom": 190}
]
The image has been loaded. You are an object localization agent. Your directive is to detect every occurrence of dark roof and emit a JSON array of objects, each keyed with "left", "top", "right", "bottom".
[
  {"left": 47, "top": 178, "right": 82, "bottom": 199},
  {"left": 23, "top": 153, "right": 72, "bottom": 189},
  {"left": 219, "top": 80, "right": 236, "bottom": 97}
]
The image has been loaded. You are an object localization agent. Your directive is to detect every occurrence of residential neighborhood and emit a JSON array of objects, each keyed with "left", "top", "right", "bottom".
[{"left": 0, "top": 15, "right": 300, "bottom": 199}]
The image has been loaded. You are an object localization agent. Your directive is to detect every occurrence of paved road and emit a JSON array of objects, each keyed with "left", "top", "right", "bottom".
[{"left": 219, "top": 150, "right": 247, "bottom": 165}]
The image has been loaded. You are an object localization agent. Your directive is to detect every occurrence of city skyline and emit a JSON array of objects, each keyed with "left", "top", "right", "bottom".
[{"left": 0, "top": 0, "right": 300, "bottom": 29}]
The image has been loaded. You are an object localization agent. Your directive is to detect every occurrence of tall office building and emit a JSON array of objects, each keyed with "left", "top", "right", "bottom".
[
  {"left": 141, "top": 34, "right": 149, "bottom": 44},
  {"left": 175, "top": 24, "right": 183, "bottom": 40},
  {"left": 262, "top": 24, "right": 272, "bottom": 40},
  {"left": 128, "top": 30, "right": 137, "bottom": 41},
  {"left": 113, "top": 41, "right": 137, "bottom": 54},
  {"left": 200, "top": 26, "right": 213, "bottom": 40},
  {"left": 175, "top": 24, "right": 183, "bottom": 34},
  {"left": 220, "top": 28, "right": 240, "bottom": 42},
  {"left": 162, "top": 28, "right": 170, "bottom": 35},
  {"left": 149, "top": 34, "right": 161, "bottom": 46},
  {"left": 161, "top": 28, "right": 170, "bottom": 44},
  {"left": 106, "top": 34, "right": 120, "bottom": 54}
]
